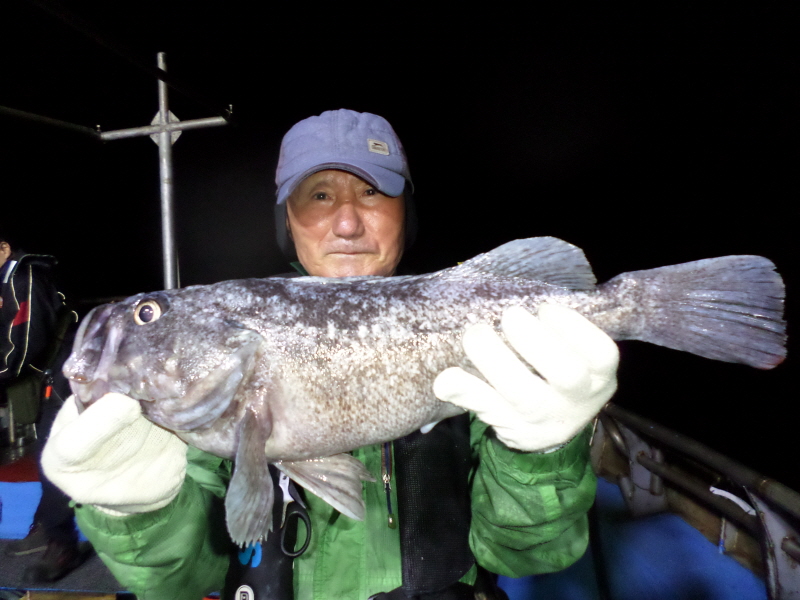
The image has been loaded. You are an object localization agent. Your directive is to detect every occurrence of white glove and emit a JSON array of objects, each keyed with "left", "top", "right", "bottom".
[
  {"left": 434, "top": 304, "right": 619, "bottom": 453},
  {"left": 42, "top": 393, "right": 188, "bottom": 515}
]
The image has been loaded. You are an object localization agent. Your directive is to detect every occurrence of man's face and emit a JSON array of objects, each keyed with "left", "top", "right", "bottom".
[
  {"left": 0, "top": 242, "right": 11, "bottom": 270},
  {"left": 286, "top": 170, "right": 405, "bottom": 277}
]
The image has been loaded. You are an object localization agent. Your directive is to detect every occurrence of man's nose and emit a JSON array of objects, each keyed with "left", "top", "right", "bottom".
[{"left": 331, "top": 199, "right": 365, "bottom": 239}]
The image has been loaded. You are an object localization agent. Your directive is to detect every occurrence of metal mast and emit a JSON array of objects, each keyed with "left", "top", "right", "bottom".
[
  {"left": 98, "top": 53, "right": 228, "bottom": 289},
  {"left": 1, "top": 51, "right": 228, "bottom": 289}
]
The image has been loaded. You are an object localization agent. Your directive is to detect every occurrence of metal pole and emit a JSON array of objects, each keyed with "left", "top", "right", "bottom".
[
  {"left": 635, "top": 452, "right": 761, "bottom": 536},
  {"left": 157, "top": 52, "right": 178, "bottom": 290},
  {"left": 7, "top": 398, "right": 15, "bottom": 446},
  {"left": 3, "top": 49, "right": 229, "bottom": 292},
  {"left": 605, "top": 403, "right": 800, "bottom": 522}
]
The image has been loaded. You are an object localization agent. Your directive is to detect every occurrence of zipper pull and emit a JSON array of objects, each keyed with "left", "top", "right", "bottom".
[{"left": 382, "top": 442, "right": 397, "bottom": 529}]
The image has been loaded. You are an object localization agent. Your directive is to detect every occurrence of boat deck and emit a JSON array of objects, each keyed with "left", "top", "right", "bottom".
[{"left": 1, "top": 435, "right": 767, "bottom": 599}]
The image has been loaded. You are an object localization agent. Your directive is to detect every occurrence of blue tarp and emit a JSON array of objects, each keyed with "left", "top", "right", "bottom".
[
  {"left": 499, "top": 478, "right": 767, "bottom": 600},
  {"left": 0, "top": 481, "right": 87, "bottom": 542},
  {"left": 0, "top": 481, "right": 41, "bottom": 539}
]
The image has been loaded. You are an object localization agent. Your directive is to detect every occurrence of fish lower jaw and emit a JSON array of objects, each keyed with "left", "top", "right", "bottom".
[{"left": 70, "top": 379, "right": 112, "bottom": 409}]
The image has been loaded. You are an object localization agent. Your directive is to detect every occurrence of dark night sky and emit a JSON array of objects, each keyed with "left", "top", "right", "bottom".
[{"left": 2, "top": 3, "right": 799, "bottom": 487}]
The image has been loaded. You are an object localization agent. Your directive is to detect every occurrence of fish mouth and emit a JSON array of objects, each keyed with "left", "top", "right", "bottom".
[
  {"left": 69, "top": 380, "right": 110, "bottom": 412},
  {"left": 64, "top": 303, "right": 128, "bottom": 410}
]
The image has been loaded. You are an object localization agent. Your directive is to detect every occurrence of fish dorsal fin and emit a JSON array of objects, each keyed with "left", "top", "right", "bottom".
[{"left": 455, "top": 237, "right": 596, "bottom": 290}]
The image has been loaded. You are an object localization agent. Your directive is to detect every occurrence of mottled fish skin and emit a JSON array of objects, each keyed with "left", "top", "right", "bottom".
[
  {"left": 65, "top": 235, "right": 787, "bottom": 466},
  {"left": 62, "top": 237, "right": 786, "bottom": 545}
]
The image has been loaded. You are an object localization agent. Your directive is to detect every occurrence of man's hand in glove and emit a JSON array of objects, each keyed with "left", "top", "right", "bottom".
[
  {"left": 434, "top": 304, "right": 619, "bottom": 453},
  {"left": 42, "top": 393, "right": 188, "bottom": 515}
]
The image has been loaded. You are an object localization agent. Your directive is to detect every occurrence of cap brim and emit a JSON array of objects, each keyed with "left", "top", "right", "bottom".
[{"left": 276, "top": 161, "right": 406, "bottom": 205}]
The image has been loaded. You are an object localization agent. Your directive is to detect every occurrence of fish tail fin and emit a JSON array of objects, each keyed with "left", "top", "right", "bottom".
[{"left": 603, "top": 256, "right": 786, "bottom": 369}]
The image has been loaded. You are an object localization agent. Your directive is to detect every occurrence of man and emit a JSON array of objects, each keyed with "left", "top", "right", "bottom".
[
  {"left": 1, "top": 232, "right": 84, "bottom": 582},
  {"left": 0, "top": 234, "right": 61, "bottom": 386},
  {"left": 43, "top": 110, "right": 618, "bottom": 600}
]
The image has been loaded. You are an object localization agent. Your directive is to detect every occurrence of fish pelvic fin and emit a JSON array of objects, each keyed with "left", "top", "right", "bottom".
[
  {"left": 226, "top": 408, "right": 274, "bottom": 547},
  {"left": 277, "top": 454, "right": 375, "bottom": 521},
  {"left": 602, "top": 255, "right": 786, "bottom": 369},
  {"left": 453, "top": 237, "right": 597, "bottom": 290}
]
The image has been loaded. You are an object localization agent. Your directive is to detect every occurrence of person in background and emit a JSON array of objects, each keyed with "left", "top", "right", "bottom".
[
  {"left": 42, "top": 110, "right": 618, "bottom": 600},
  {"left": 1, "top": 231, "right": 85, "bottom": 582}
]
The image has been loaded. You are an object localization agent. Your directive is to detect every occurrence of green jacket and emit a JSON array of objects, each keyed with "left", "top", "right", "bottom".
[{"left": 76, "top": 419, "right": 596, "bottom": 600}]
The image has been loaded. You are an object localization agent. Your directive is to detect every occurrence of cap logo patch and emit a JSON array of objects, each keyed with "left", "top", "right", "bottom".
[{"left": 368, "top": 139, "right": 390, "bottom": 155}]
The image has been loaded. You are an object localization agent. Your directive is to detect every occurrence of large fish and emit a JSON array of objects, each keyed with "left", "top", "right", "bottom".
[{"left": 64, "top": 237, "right": 786, "bottom": 545}]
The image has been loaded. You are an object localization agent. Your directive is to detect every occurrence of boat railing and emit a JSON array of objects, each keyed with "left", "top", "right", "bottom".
[{"left": 591, "top": 402, "right": 800, "bottom": 600}]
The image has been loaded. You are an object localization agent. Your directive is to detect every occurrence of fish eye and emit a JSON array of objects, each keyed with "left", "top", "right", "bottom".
[{"left": 134, "top": 300, "right": 162, "bottom": 325}]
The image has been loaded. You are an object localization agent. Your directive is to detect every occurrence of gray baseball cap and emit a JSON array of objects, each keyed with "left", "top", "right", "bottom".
[{"left": 275, "top": 109, "right": 413, "bottom": 204}]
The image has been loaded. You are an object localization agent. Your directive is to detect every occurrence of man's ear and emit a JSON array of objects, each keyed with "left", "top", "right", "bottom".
[{"left": 285, "top": 214, "right": 293, "bottom": 242}]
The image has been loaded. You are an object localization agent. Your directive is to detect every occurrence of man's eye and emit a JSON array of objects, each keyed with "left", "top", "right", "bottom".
[
  {"left": 313, "top": 192, "right": 328, "bottom": 200},
  {"left": 364, "top": 188, "right": 377, "bottom": 196}
]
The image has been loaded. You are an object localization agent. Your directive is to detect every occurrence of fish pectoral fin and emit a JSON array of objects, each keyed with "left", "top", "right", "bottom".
[
  {"left": 277, "top": 454, "right": 375, "bottom": 521},
  {"left": 454, "top": 237, "right": 597, "bottom": 290},
  {"left": 163, "top": 329, "right": 263, "bottom": 431},
  {"left": 226, "top": 409, "right": 274, "bottom": 547}
]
